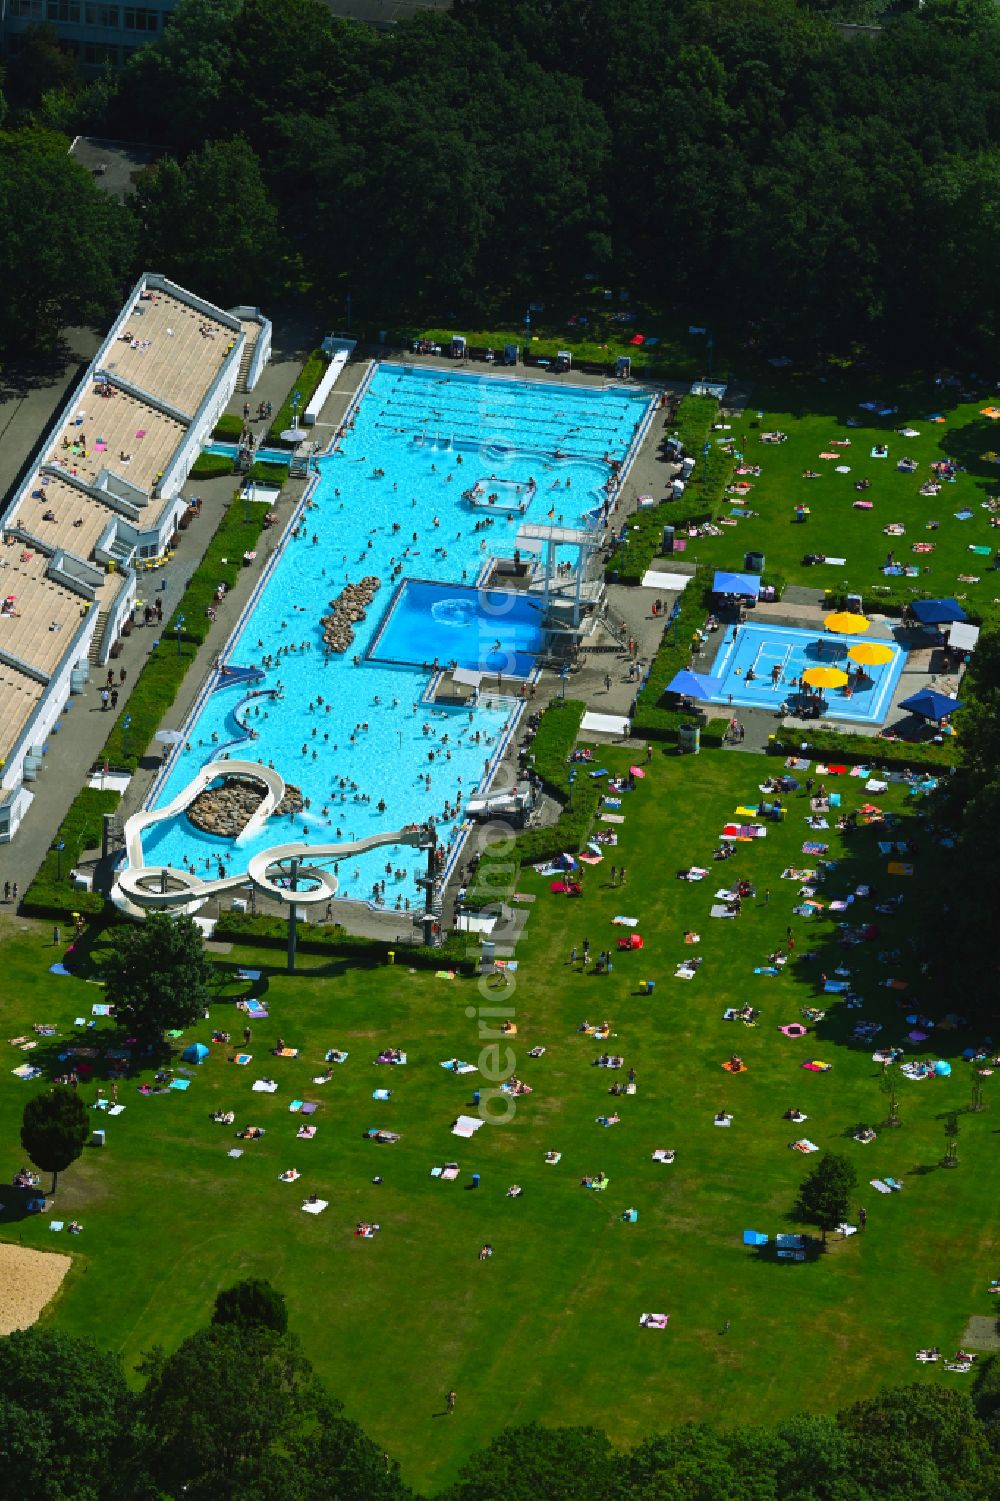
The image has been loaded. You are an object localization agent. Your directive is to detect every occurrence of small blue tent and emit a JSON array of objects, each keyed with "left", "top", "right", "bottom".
[
  {"left": 910, "top": 598, "right": 966, "bottom": 626},
  {"left": 182, "top": 1042, "right": 210, "bottom": 1064},
  {"left": 667, "top": 669, "right": 724, "bottom": 699},
  {"left": 899, "top": 688, "right": 962, "bottom": 721},
  {"left": 713, "top": 570, "right": 761, "bottom": 598}
]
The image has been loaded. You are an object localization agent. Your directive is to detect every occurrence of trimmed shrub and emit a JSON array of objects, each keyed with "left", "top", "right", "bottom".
[
  {"left": 212, "top": 414, "right": 244, "bottom": 442},
  {"left": 189, "top": 453, "right": 234, "bottom": 480},
  {"left": 21, "top": 788, "right": 120, "bottom": 916},
  {"left": 246, "top": 461, "right": 287, "bottom": 487}
]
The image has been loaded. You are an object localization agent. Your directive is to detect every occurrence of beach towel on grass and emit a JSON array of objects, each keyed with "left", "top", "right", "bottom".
[
  {"left": 601, "top": 813, "right": 625, "bottom": 824},
  {"left": 802, "top": 842, "right": 828, "bottom": 856},
  {"left": 612, "top": 916, "right": 639, "bottom": 926},
  {"left": 710, "top": 905, "right": 737, "bottom": 919},
  {"left": 640, "top": 1313, "right": 669, "bottom": 1328}
]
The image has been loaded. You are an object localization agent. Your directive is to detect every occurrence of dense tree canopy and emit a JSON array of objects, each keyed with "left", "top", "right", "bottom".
[
  {"left": 100, "top": 910, "right": 213, "bottom": 1041},
  {"left": 0, "top": 128, "right": 132, "bottom": 352},
  {"left": 0, "top": 1328, "right": 135, "bottom": 1500},
  {"left": 2, "top": 0, "right": 998, "bottom": 360},
  {"left": 0, "top": 1316, "right": 998, "bottom": 1497}
]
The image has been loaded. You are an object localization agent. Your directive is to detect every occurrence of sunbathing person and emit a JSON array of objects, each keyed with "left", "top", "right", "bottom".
[{"left": 784, "top": 1108, "right": 806, "bottom": 1122}]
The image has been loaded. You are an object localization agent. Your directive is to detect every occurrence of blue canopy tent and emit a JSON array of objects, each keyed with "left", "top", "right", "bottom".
[
  {"left": 899, "top": 688, "right": 962, "bottom": 721},
  {"left": 666, "top": 668, "right": 724, "bottom": 699},
  {"left": 713, "top": 570, "right": 761, "bottom": 598},
  {"left": 182, "top": 1042, "right": 210, "bottom": 1064},
  {"left": 909, "top": 598, "right": 966, "bottom": 626}
]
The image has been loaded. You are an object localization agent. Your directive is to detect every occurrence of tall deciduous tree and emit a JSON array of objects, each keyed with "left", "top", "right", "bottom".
[
  {"left": 20, "top": 1084, "right": 89, "bottom": 1193},
  {"left": 132, "top": 137, "right": 284, "bottom": 306},
  {"left": 138, "top": 1324, "right": 405, "bottom": 1499},
  {"left": 795, "top": 1151, "right": 857, "bottom": 1244},
  {"left": 0, "top": 129, "right": 132, "bottom": 355},
  {"left": 213, "top": 1278, "right": 288, "bottom": 1335},
  {"left": 0, "top": 1328, "right": 135, "bottom": 1500},
  {"left": 440, "top": 1423, "right": 617, "bottom": 1501},
  {"left": 101, "top": 910, "right": 212, "bottom": 1042}
]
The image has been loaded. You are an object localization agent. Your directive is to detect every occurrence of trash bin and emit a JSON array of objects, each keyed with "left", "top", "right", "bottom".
[
  {"left": 92, "top": 1129, "right": 106, "bottom": 1147},
  {"left": 678, "top": 723, "right": 701, "bottom": 755},
  {"left": 662, "top": 525, "right": 675, "bottom": 554},
  {"left": 471, "top": 1173, "right": 481, "bottom": 1188},
  {"left": 387, "top": 949, "right": 395, "bottom": 965},
  {"left": 744, "top": 550, "right": 765, "bottom": 574},
  {"left": 644, "top": 980, "right": 655, "bottom": 995}
]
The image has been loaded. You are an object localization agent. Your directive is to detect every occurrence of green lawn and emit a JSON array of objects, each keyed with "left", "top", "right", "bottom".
[
  {"left": 671, "top": 376, "right": 1000, "bottom": 625},
  {"left": 1, "top": 746, "right": 996, "bottom": 1493}
]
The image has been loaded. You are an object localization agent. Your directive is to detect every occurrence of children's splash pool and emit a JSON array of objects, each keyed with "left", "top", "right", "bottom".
[
  {"left": 140, "top": 366, "right": 653, "bottom": 908},
  {"left": 707, "top": 621, "right": 906, "bottom": 724}
]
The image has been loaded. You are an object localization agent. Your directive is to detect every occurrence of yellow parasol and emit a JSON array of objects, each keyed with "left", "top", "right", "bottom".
[
  {"left": 824, "top": 610, "right": 869, "bottom": 634},
  {"left": 848, "top": 642, "right": 894, "bottom": 667},
  {"left": 802, "top": 666, "right": 849, "bottom": 689}
]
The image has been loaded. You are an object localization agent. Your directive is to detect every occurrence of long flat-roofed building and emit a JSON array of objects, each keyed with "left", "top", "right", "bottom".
[{"left": 0, "top": 272, "right": 271, "bottom": 842}]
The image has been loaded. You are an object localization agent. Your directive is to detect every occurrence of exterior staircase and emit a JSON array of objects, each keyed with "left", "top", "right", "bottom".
[
  {"left": 87, "top": 608, "right": 110, "bottom": 666},
  {"left": 238, "top": 325, "right": 261, "bottom": 392}
]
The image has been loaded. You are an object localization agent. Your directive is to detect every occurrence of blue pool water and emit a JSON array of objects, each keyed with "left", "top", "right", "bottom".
[
  {"left": 145, "top": 366, "right": 653, "bottom": 905},
  {"left": 368, "top": 580, "right": 546, "bottom": 676},
  {"left": 204, "top": 442, "right": 292, "bottom": 466},
  {"left": 707, "top": 622, "right": 906, "bottom": 724}
]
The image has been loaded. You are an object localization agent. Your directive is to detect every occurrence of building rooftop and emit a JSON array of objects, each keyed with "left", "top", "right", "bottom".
[
  {"left": 0, "top": 272, "right": 251, "bottom": 786},
  {"left": 0, "top": 550, "right": 89, "bottom": 679},
  {"left": 102, "top": 290, "right": 235, "bottom": 416},
  {"left": 0, "top": 667, "right": 44, "bottom": 759},
  {"left": 45, "top": 385, "right": 185, "bottom": 500}
]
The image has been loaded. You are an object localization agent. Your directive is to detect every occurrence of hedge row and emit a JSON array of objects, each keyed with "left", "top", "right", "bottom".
[
  {"left": 211, "top": 912, "right": 476, "bottom": 972},
  {"left": 823, "top": 583, "right": 990, "bottom": 627},
  {"left": 528, "top": 698, "right": 586, "bottom": 797},
  {"left": 21, "top": 787, "right": 121, "bottom": 917},
  {"left": 167, "top": 493, "right": 274, "bottom": 649},
  {"left": 629, "top": 566, "right": 728, "bottom": 744},
  {"left": 268, "top": 350, "right": 328, "bottom": 445},
  {"left": 100, "top": 490, "right": 274, "bottom": 771},
  {"left": 769, "top": 725, "right": 958, "bottom": 773},
  {"left": 101, "top": 642, "right": 195, "bottom": 773},
  {"left": 462, "top": 699, "right": 602, "bottom": 909},
  {"left": 610, "top": 394, "right": 735, "bottom": 585}
]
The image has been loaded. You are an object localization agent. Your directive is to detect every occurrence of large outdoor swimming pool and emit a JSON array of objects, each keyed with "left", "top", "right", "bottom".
[
  {"left": 141, "top": 366, "right": 653, "bottom": 906},
  {"left": 707, "top": 621, "right": 907, "bottom": 723}
]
